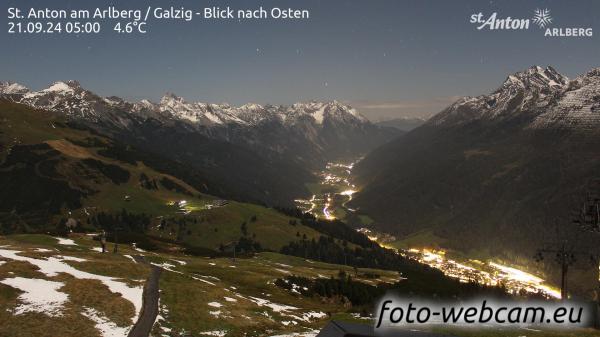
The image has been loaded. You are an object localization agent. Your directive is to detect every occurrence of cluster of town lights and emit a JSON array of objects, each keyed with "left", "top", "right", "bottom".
[{"left": 406, "top": 248, "right": 561, "bottom": 299}]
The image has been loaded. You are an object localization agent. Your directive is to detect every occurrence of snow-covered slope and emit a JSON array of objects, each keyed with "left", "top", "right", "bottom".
[
  {"left": 0, "top": 82, "right": 29, "bottom": 95},
  {"left": 531, "top": 68, "right": 600, "bottom": 130},
  {"left": 427, "top": 66, "right": 579, "bottom": 128},
  {"left": 18, "top": 81, "right": 99, "bottom": 118}
]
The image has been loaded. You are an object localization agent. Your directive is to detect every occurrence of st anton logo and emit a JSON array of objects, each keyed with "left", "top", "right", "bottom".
[
  {"left": 532, "top": 8, "right": 552, "bottom": 28},
  {"left": 469, "top": 8, "right": 592, "bottom": 37}
]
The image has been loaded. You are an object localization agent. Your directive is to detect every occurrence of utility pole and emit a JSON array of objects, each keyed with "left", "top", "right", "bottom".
[
  {"left": 535, "top": 180, "right": 600, "bottom": 302},
  {"left": 572, "top": 180, "right": 600, "bottom": 326},
  {"left": 535, "top": 243, "right": 576, "bottom": 299}
]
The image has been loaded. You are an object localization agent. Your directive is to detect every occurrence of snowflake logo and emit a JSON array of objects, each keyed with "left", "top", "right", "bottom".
[{"left": 532, "top": 8, "right": 553, "bottom": 28}]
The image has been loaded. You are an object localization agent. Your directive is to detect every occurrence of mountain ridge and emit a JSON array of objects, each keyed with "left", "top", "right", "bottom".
[
  {"left": 427, "top": 65, "right": 600, "bottom": 131},
  {"left": 0, "top": 80, "right": 400, "bottom": 171},
  {"left": 0, "top": 80, "right": 370, "bottom": 127}
]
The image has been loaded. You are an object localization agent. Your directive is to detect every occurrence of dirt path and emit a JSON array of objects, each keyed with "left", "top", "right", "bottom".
[{"left": 128, "top": 255, "right": 162, "bottom": 337}]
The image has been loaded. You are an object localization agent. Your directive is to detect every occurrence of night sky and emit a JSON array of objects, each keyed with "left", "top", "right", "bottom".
[{"left": 1, "top": 0, "right": 599, "bottom": 120}]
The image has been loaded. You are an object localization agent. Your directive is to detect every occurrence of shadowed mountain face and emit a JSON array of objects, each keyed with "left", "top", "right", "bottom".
[
  {"left": 0, "top": 82, "right": 399, "bottom": 206},
  {"left": 351, "top": 66, "right": 600, "bottom": 258}
]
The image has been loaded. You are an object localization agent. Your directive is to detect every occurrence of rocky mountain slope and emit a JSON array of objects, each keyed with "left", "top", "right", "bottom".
[{"left": 351, "top": 66, "right": 600, "bottom": 258}]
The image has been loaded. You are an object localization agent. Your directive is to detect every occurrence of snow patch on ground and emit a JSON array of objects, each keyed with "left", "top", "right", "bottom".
[
  {"left": 156, "top": 314, "right": 171, "bottom": 333},
  {"left": 151, "top": 262, "right": 183, "bottom": 275},
  {"left": 208, "top": 302, "right": 222, "bottom": 308},
  {"left": 0, "top": 277, "right": 68, "bottom": 316},
  {"left": 223, "top": 296, "right": 237, "bottom": 302},
  {"left": 300, "top": 311, "right": 327, "bottom": 321},
  {"left": 54, "top": 237, "right": 77, "bottom": 246},
  {"left": 350, "top": 313, "right": 371, "bottom": 320},
  {"left": 151, "top": 262, "right": 177, "bottom": 269},
  {"left": 203, "top": 275, "right": 220, "bottom": 281},
  {"left": 0, "top": 248, "right": 143, "bottom": 322},
  {"left": 248, "top": 296, "right": 297, "bottom": 313},
  {"left": 191, "top": 276, "right": 216, "bottom": 286},
  {"left": 268, "top": 329, "right": 320, "bottom": 337},
  {"left": 155, "top": 299, "right": 172, "bottom": 333},
  {"left": 123, "top": 255, "right": 137, "bottom": 263},
  {"left": 81, "top": 307, "right": 130, "bottom": 337},
  {"left": 152, "top": 260, "right": 218, "bottom": 287},
  {"left": 58, "top": 255, "right": 87, "bottom": 262},
  {"left": 241, "top": 295, "right": 325, "bottom": 323},
  {"left": 199, "top": 330, "right": 228, "bottom": 337}
]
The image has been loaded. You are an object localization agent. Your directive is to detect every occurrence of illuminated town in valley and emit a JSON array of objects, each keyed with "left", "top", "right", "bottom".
[{"left": 296, "top": 160, "right": 561, "bottom": 300}]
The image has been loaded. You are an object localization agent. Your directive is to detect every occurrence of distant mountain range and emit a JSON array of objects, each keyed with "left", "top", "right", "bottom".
[
  {"left": 351, "top": 66, "right": 600, "bottom": 259},
  {"left": 0, "top": 81, "right": 399, "bottom": 206},
  {"left": 0, "top": 81, "right": 399, "bottom": 166},
  {"left": 375, "top": 117, "right": 426, "bottom": 132}
]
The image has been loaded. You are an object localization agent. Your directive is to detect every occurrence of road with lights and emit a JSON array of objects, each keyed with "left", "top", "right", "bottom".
[{"left": 294, "top": 161, "right": 358, "bottom": 220}]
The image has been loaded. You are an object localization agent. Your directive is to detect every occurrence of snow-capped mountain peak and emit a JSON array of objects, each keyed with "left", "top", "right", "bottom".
[
  {"left": 0, "top": 82, "right": 29, "bottom": 95},
  {"left": 150, "top": 95, "right": 369, "bottom": 126},
  {"left": 159, "top": 92, "right": 183, "bottom": 105},
  {"left": 42, "top": 80, "right": 81, "bottom": 94},
  {"left": 156, "top": 93, "right": 222, "bottom": 124},
  {"left": 530, "top": 67, "right": 600, "bottom": 131},
  {"left": 428, "top": 65, "right": 600, "bottom": 131},
  {"left": 135, "top": 99, "right": 155, "bottom": 110},
  {"left": 239, "top": 103, "right": 264, "bottom": 111},
  {"left": 500, "top": 65, "right": 568, "bottom": 91},
  {"left": 288, "top": 100, "right": 367, "bottom": 124}
]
